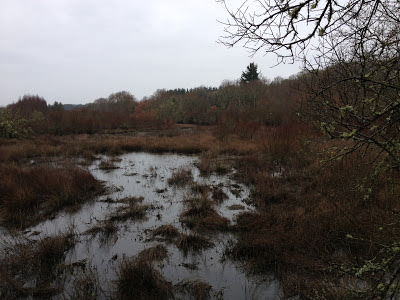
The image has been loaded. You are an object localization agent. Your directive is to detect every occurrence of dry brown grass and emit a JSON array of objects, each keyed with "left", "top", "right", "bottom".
[
  {"left": 0, "top": 231, "right": 76, "bottom": 299},
  {"left": 151, "top": 224, "right": 180, "bottom": 241},
  {"left": 211, "top": 186, "right": 228, "bottom": 203},
  {"left": 0, "top": 163, "right": 105, "bottom": 229},
  {"left": 168, "top": 168, "right": 193, "bottom": 186},
  {"left": 66, "top": 264, "right": 108, "bottom": 300},
  {"left": 98, "top": 158, "right": 119, "bottom": 170},
  {"left": 83, "top": 220, "right": 118, "bottom": 244},
  {"left": 176, "top": 233, "right": 213, "bottom": 255},
  {"left": 175, "top": 280, "right": 212, "bottom": 300},
  {"left": 115, "top": 245, "right": 172, "bottom": 300},
  {"left": 0, "top": 129, "right": 258, "bottom": 164},
  {"left": 227, "top": 204, "right": 245, "bottom": 210},
  {"left": 228, "top": 145, "right": 400, "bottom": 297},
  {"left": 2, "top": 124, "right": 399, "bottom": 298},
  {"left": 109, "top": 202, "right": 148, "bottom": 223},
  {"left": 180, "top": 197, "right": 230, "bottom": 232},
  {"left": 136, "top": 244, "right": 169, "bottom": 263}
]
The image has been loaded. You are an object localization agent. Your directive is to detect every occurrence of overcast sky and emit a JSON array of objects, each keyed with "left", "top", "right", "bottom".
[{"left": 0, "top": 0, "right": 301, "bottom": 106}]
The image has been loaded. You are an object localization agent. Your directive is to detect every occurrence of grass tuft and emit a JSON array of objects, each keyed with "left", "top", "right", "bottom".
[
  {"left": 151, "top": 224, "right": 180, "bottom": 241},
  {"left": 109, "top": 202, "right": 148, "bottom": 223},
  {"left": 0, "top": 164, "right": 105, "bottom": 229},
  {"left": 115, "top": 245, "right": 172, "bottom": 300},
  {"left": 0, "top": 231, "right": 76, "bottom": 298},
  {"left": 167, "top": 168, "right": 193, "bottom": 186},
  {"left": 98, "top": 158, "right": 119, "bottom": 171},
  {"left": 180, "top": 197, "right": 230, "bottom": 232},
  {"left": 175, "top": 280, "right": 212, "bottom": 300},
  {"left": 176, "top": 233, "right": 213, "bottom": 255}
]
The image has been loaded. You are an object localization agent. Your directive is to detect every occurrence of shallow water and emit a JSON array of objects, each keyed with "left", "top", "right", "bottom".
[{"left": 26, "top": 152, "right": 278, "bottom": 299}]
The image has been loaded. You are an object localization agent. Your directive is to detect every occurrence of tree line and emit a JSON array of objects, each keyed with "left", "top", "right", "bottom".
[{"left": 0, "top": 63, "right": 301, "bottom": 137}]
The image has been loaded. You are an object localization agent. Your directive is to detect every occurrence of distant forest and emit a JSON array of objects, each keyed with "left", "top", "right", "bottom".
[{"left": 0, "top": 67, "right": 302, "bottom": 138}]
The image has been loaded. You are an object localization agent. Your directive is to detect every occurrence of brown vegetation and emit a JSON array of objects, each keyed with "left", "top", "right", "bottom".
[
  {"left": 168, "top": 168, "right": 194, "bottom": 186},
  {"left": 0, "top": 164, "right": 104, "bottom": 229},
  {"left": 98, "top": 158, "right": 120, "bottom": 170},
  {"left": 83, "top": 220, "right": 118, "bottom": 244},
  {"left": 0, "top": 130, "right": 258, "bottom": 164},
  {"left": 1, "top": 67, "right": 399, "bottom": 298},
  {"left": 109, "top": 201, "right": 148, "bottom": 223},
  {"left": 151, "top": 224, "right": 180, "bottom": 241},
  {"left": 180, "top": 196, "right": 230, "bottom": 232},
  {"left": 176, "top": 233, "right": 213, "bottom": 255},
  {"left": 227, "top": 140, "right": 400, "bottom": 297},
  {"left": 175, "top": 280, "right": 212, "bottom": 300},
  {"left": 0, "top": 231, "right": 76, "bottom": 298},
  {"left": 115, "top": 245, "right": 172, "bottom": 300}
]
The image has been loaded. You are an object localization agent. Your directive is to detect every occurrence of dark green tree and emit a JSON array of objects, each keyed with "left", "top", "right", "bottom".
[{"left": 240, "top": 62, "right": 260, "bottom": 84}]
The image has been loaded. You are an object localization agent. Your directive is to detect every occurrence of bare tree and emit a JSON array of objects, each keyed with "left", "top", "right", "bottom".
[
  {"left": 219, "top": 1, "right": 400, "bottom": 298},
  {"left": 219, "top": 0, "right": 400, "bottom": 169},
  {"left": 218, "top": 0, "right": 399, "bottom": 60}
]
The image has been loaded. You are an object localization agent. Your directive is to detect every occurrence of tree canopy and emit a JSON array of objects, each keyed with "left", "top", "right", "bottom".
[{"left": 240, "top": 62, "right": 260, "bottom": 83}]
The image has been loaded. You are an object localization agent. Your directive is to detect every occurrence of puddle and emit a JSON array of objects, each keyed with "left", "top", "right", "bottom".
[{"left": 25, "top": 152, "right": 278, "bottom": 299}]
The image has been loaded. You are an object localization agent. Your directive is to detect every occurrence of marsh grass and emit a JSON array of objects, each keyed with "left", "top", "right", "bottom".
[
  {"left": 211, "top": 186, "right": 228, "bottom": 203},
  {"left": 215, "top": 162, "right": 230, "bottom": 175},
  {"left": 2, "top": 126, "right": 398, "bottom": 298},
  {"left": 109, "top": 202, "right": 148, "bottom": 223},
  {"left": 0, "top": 164, "right": 105, "bottom": 229},
  {"left": 116, "top": 196, "right": 145, "bottom": 204},
  {"left": 225, "top": 149, "right": 400, "bottom": 297},
  {"left": 83, "top": 220, "right": 118, "bottom": 244},
  {"left": 136, "top": 244, "right": 169, "bottom": 263},
  {"left": 180, "top": 197, "right": 230, "bottom": 232},
  {"left": 0, "top": 130, "right": 258, "bottom": 164},
  {"left": 66, "top": 265, "right": 108, "bottom": 300},
  {"left": 98, "top": 158, "right": 119, "bottom": 171},
  {"left": 176, "top": 233, "right": 213, "bottom": 255},
  {"left": 0, "top": 231, "right": 76, "bottom": 299},
  {"left": 190, "top": 183, "right": 210, "bottom": 195},
  {"left": 196, "top": 157, "right": 214, "bottom": 176},
  {"left": 115, "top": 245, "right": 172, "bottom": 300},
  {"left": 196, "top": 156, "right": 233, "bottom": 177},
  {"left": 175, "top": 280, "right": 212, "bottom": 300},
  {"left": 168, "top": 168, "right": 193, "bottom": 186},
  {"left": 151, "top": 224, "right": 180, "bottom": 241}
]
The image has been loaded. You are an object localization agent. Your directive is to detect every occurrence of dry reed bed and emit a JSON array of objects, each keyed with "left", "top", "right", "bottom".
[
  {"left": 115, "top": 245, "right": 173, "bottom": 300},
  {"left": 228, "top": 145, "right": 400, "bottom": 297},
  {"left": 0, "top": 130, "right": 259, "bottom": 164},
  {"left": 0, "top": 164, "right": 105, "bottom": 229},
  {"left": 179, "top": 196, "right": 230, "bottom": 232},
  {"left": 0, "top": 231, "right": 76, "bottom": 299}
]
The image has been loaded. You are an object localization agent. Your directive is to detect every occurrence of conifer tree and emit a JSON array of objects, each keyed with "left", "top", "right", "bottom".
[{"left": 240, "top": 62, "right": 260, "bottom": 84}]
